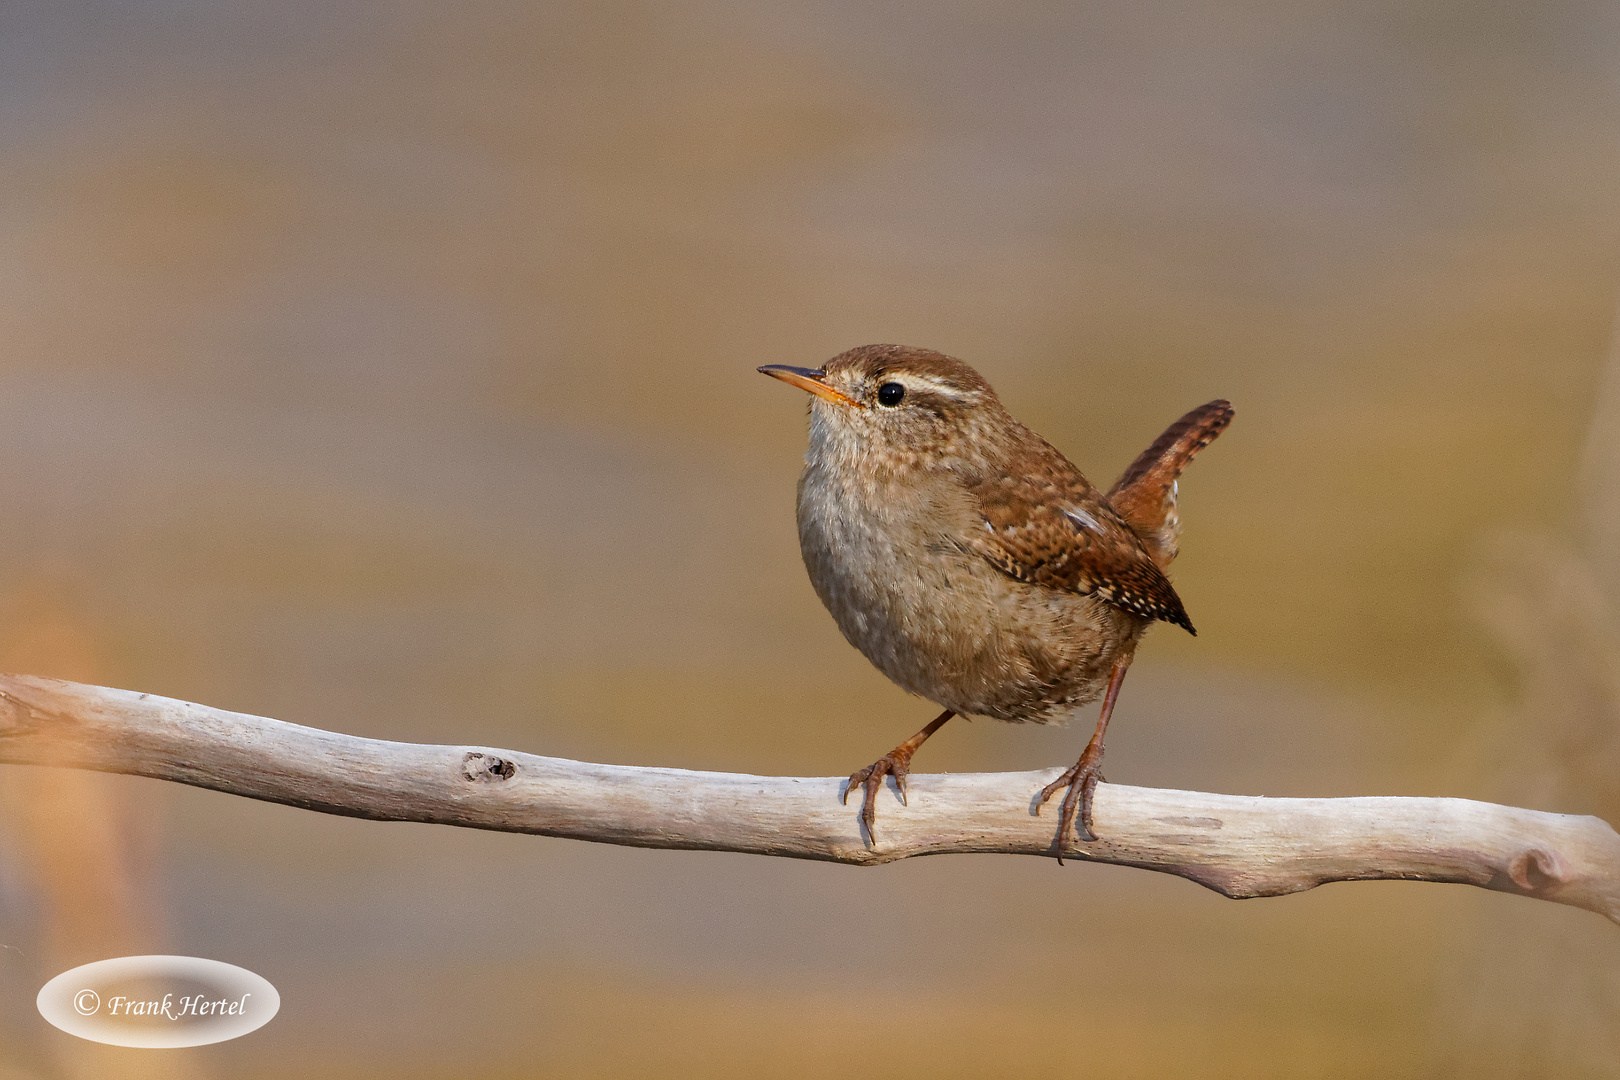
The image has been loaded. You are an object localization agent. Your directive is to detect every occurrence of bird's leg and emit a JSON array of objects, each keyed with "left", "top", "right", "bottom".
[
  {"left": 1037, "top": 656, "right": 1131, "bottom": 859},
  {"left": 843, "top": 709, "right": 955, "bottom": 845}
]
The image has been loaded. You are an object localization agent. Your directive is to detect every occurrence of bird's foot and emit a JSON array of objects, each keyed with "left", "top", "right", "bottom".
[
  {"left": 1036, "top": 741, "right": 1105, "bottom": 860},
  {"left": 842, "top": 745, "right": 916, "bottom": 847}
]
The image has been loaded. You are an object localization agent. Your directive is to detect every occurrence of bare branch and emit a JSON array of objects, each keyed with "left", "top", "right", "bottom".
[{"left": 1, "top": 674, "right": 1616, "bottom": 925}]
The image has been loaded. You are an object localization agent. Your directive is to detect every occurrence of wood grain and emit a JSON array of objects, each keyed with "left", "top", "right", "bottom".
[{"left": 1, "top": 674, "right": 1616, "bottom": 925}]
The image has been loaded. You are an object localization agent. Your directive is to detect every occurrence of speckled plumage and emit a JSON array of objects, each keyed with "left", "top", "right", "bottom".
[
  {"left": 762, "top": 343, "right": 1232, "bottom": 847},
  {"left": 791, "top": 344, "right": 1221, "bottom": 722}
]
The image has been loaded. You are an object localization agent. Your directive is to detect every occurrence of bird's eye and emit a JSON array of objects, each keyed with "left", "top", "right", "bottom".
[{"left": 876, "top": 382, "right": 906, "bottom": 407}]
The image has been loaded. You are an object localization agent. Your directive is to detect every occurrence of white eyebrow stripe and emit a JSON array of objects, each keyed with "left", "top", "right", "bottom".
[
  {"left": 1064, "top": 506, "right": 1103, "bottom": 534},
  {"left": 890, "top": 374, "right": 966, "bottom": 399}
]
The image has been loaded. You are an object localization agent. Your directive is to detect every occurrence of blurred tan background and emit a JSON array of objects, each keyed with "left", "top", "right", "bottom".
[{"left": 0, "top": 0, "right": 1617, "bottom": 1075}]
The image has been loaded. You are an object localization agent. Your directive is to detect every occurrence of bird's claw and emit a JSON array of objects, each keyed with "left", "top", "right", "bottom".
[
  {"left": 1036, "top": 745, "right": 1106, "bottom": 861},
  {"left": 843, "top": 747, "right": 914, "bottom": 846}
]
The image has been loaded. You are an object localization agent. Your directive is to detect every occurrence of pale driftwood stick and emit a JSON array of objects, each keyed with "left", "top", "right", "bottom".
[{"left": 1, "top": 675, "right": 1617, "bottom": 925}]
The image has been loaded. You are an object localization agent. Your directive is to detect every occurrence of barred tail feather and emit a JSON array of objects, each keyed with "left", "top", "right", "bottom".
[{"left": 1107, "top": 400, "right": 1233, "bottom": 569}]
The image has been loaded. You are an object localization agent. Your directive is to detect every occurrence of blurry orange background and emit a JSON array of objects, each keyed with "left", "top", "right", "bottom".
[{"left": 0, "top": 1, "right": 1617, "bottom": 1076}]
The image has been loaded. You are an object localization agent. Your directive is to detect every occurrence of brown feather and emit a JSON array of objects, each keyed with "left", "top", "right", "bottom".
[
  {"left": 963, "top": 434, "right": 1196, "bottom": 634},
  {"left": 1108, "top": 399, "right": 1234, "bottom": 570}
]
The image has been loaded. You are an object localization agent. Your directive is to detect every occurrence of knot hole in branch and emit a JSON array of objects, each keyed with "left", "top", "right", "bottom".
[
  {"left": 461, "top": 752, "right": 517, "bottom": 783},
  {"left": 1507, "top": 846, "right": 1570, "bottom": 892}
]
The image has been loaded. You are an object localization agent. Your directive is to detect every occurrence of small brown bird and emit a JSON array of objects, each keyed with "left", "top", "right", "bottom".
[{"left": 760, "top": 344, "right": 1231, "bottom": 856}]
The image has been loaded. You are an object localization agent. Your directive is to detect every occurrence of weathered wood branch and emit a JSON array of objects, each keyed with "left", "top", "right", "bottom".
[{"left": 0, "top": 674, "right": 1616, "bottom": 924}]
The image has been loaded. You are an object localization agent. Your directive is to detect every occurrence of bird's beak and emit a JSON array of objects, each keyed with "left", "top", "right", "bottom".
[{"left": 757, "top": 365, "right": 859, "bottom": 407}]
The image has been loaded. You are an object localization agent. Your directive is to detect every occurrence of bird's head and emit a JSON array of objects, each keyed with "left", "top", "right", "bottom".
[{"left": 758, "top": 344, "right": 1008, "bottom": 468}]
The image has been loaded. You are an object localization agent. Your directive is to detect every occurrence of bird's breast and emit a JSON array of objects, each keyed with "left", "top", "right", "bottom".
[{"left": 795, "top": 457, "right": 1138, "bottom": 723}]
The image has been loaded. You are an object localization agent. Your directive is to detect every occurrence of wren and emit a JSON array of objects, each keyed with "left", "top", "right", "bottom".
[{"left": 761, "top": 344, "right": 1232, "bottom": 857}]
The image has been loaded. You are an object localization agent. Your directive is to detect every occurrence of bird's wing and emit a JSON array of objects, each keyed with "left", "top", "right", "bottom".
[
  {"left": 963, "top": 441, "right": 1195, "bottom": 634},
  {"left": 1108, "top": 400, "right": 1233, "bottom": 570}
]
